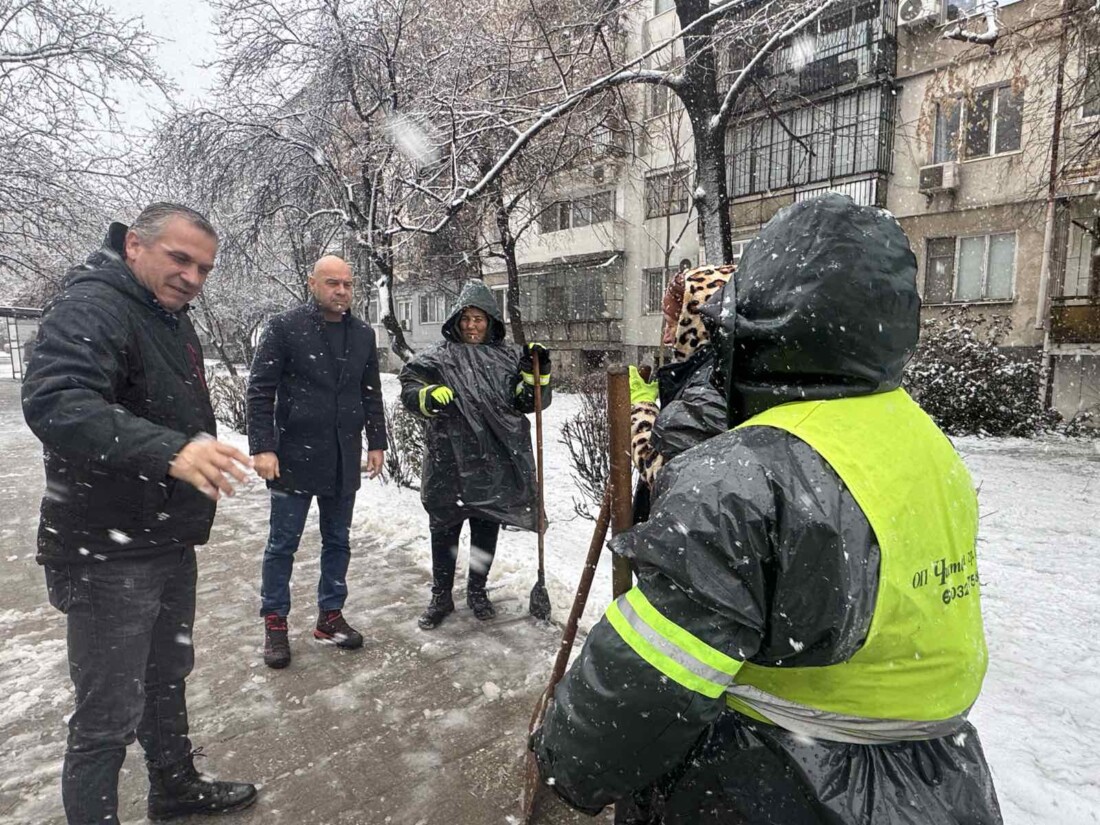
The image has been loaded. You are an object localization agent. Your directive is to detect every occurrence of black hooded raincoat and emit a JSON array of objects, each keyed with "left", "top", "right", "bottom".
[
  {"left": 398, "top": 281, "right": 550, "bottom": 532},
  {"left": 533, "top": 195, "right": 1002, "bottom": 825}
]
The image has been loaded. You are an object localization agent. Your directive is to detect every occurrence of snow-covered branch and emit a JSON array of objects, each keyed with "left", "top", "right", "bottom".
[
  {"left": 943, "top": 2, "right": 1001, "bottom": 45},
  {"left": 713, "top": 0, "right": 842, "bottom": 132}
]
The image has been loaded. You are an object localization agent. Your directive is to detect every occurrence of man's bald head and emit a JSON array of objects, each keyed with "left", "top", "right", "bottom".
[
  {"left": 309, "top": 255, "right": 354, "bottom": 321},
  {"left": 312, "top": 255, "right": 351, "bottom": 279}
]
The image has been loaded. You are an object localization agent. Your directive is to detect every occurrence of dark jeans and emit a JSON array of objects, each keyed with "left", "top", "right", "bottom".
[
  {"left": 429, "top": 517, "right": 500, "bottom": 592},
  {"left": 260, "top": 489, "right": 356, "bottom": 617},
  {"left": 44, "top": 546, "right": 197, "bottom": 825}
]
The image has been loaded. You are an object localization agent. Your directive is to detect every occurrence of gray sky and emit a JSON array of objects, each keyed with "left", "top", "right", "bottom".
[{"left": 101, "top": 0, "right": 219, "bottom": 132}]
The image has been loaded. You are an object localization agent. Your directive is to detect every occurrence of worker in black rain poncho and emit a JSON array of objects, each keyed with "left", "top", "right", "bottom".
[
  {"left": 532, "top": 194, "right": 1002, "bottom": 825},
  {"left": 399, "top": 280, "right": 551, "bottom": 630}
]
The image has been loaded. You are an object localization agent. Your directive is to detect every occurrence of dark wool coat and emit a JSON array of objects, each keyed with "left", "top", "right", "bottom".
[
  {"left": 246, "top": 301, "right": 387, "bottom": 497},
  {"left": 22, "top": 223, "right": 218, "bottom": 564}
]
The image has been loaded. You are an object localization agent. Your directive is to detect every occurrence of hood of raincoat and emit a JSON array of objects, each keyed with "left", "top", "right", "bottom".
[
  {"left": 441, "top": 279, "right": 507, "bottom": 344},
  {"left": 701, "top": 193, "right": 920, "bottom": 427}
]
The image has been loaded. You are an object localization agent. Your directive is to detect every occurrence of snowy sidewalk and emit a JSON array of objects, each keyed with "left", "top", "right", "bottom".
[
  {"left": 3, "top": 374, "right": 1100, "bottom": 824},
  {"left": 0, "top": 378, "right": 604, "bottom": 825}
]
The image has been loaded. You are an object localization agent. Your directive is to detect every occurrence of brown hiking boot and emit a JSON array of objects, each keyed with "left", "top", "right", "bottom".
[{"left": 314, "top": 609, "right": 364, "bottom": 649}]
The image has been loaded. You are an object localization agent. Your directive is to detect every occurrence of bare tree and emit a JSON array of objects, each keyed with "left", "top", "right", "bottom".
[
  {"left": 155, "top": 0, "right": 841, "bottom": 366},
  {"left": 0, "top": 0, "right": 168, "bottom": 298}
]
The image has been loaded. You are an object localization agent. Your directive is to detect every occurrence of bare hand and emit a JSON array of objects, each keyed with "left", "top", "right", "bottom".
[
  {"left": 364, "top": 449, "right": 385, "bottom": 480},
  {"left": 253, "top": 451, "right": 280, "bottom": 481},
  {"left": 168, "top": 437, "right": 252, "bottom": 501}
]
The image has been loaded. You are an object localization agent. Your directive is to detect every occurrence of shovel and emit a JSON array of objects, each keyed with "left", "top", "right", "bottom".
[
  {"left": 521, "top": 487, "right": 612, "bottom": 822},
  {"left": 528, "top": 351, "right": 552, "bottom": 622}
]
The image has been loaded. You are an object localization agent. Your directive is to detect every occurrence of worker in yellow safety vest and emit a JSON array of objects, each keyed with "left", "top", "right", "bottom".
[{"left": 532, "top": 193, "right": 1002, "bottom": 825}]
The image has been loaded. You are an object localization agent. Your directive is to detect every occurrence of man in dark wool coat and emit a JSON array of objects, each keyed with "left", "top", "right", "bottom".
[{"left": 247, "top": 255, "right": 387, "bottom": 669}]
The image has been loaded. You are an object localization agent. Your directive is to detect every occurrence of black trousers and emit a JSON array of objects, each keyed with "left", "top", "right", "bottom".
[
  {"left": 44, "top": 547, "right": 197, "bottom": 825},
  {"left": 429, "top": 517, "right": 500, "bottom": 592}
]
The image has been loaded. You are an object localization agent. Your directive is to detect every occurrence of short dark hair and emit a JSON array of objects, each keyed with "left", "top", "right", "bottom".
[{"left": 130, "top": 202, "right": 218, "bottom": 244}]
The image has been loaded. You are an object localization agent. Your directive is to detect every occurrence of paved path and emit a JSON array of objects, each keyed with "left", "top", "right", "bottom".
[{"left": 0, "top": 379, "right": 608, "bottom": 825}]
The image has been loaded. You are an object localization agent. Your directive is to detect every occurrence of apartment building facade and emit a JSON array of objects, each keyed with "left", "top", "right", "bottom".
[
  {"left": 373, "top": 0, "right": 1098, "bottom": 419},
  {"left": 891, "top": 0, "right": 1099, "bottom": 419}
]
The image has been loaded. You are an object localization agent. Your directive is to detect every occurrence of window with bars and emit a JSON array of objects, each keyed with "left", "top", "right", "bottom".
[
  {"left": 725, "top": 85, "right": 891, "bottom": 198},
  {"left": 644, "top": 169, "right": 691, "bottom": 218},
  {"left": 539, "top": 191, "right": 616, "bottom": 233},
  {"left": 963, "top": 85, "right": 1023, "bottom": 159},
  {"left": 642, "top": 268, "right": 668, "bottom": 315},
  {"left": 419, "top": 293, "right": 447, "bottom": 324},
  {"left": 367, "top": 291, "right": 380, "bottom": 324},
  {"left": 924, "top": 234, "right": 1016, "bottom": 303}
]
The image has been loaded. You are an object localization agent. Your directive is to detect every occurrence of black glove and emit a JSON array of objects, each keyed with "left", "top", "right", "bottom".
[{"left": 520, "top": 342, "right": 552, "bottom": 375}]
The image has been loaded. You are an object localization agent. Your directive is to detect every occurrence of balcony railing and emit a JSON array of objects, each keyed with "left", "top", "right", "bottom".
[
  {"left": 720, "top": 0, "right": 898, "bottom": 110},
  {"left": 1050, "top": 297, "right": 1100, "bottom": 345}
]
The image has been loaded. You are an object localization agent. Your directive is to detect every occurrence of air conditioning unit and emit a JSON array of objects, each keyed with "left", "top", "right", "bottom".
[
  {"left": 918, "top": 161, "right": 960, "bottom": 194},
  {"left": 898, "top": 0, "right": 939, "bottom": 27}
]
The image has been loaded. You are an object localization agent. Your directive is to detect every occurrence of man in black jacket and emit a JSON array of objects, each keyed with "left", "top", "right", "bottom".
[
  {"left": 247, "top": 255, "right": 387, "bottom": 669},
  {"left": 22, "top": 203, "right": 259, "bottom": 824}
]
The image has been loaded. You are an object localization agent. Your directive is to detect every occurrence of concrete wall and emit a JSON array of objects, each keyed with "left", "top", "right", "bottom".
[
  {"left": 890, "top": 0, "right": 1063, "bottom": 348},
  {"left": 896, "top": 202, "right": 1048, "bottom": 345}
]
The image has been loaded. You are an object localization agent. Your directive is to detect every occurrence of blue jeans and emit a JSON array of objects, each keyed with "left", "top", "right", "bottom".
[
  {"left": 44, "top": 547, "right": 197, "bottom": 825},
  {"left": 260, "top": 489, "right": 356, "bottom": 617}
]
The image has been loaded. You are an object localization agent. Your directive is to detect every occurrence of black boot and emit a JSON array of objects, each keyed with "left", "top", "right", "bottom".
[
  {"left": 147, "top": 751, "right": 258, "bottom": 821},
  {"left": 418, "top": 588, "right": 455, "bottom": 629},
  {"left": 263, "top": 613, "right": 290, "bottom": 669},
  {"left": 466, "top": 572, "right": 496, "bottom": 620}
]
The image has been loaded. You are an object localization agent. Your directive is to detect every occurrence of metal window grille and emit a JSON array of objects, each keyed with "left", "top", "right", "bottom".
[{"left": 725, "top": 85, "right": 893, "bottom": 198}]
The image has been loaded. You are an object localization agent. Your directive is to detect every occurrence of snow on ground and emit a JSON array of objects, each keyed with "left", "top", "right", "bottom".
[
  {"left": 1, "top": 372, "right": 1098, "bottom": 823},
  {"left": 955, "top": 435, "right": 1100, "bottom": 824},
  {"left": 343, "top": 376, "right": 1100, "bottom": 823},
  {"left": 350, "top": 375, "right": 608, "bottom": 634}
]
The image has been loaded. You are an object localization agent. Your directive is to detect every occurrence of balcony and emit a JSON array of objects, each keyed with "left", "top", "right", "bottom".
[
  {"left": 720, "top": 0, "right": 898, "bottom": 111},
  {"left": 1050, "top": 297, "right": 1100, "bottom": 345}
]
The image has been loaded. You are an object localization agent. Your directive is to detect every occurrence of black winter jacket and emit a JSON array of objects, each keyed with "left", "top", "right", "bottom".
[
  {"left": 533, "top": 195, "right": 1002, "bottom": 825},
  {"left": 246, "top": 301, "right": 387, "bottom": 497},
  {"left": 398, "top": 280, "right": 549, "bottom": 531},
  {"left": 22, "top": 223, "right": 217, "bottom": 564}
]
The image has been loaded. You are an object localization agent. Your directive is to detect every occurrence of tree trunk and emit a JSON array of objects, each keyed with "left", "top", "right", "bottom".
[
  {"left": 490, "top": 181, "right": 529, "bottom": 345},
  {"left": 693, "top": 123, "right": 734, "bottom": 265},
  {"left": 676, "top": 0, "right": 734, "bottom": 265}
]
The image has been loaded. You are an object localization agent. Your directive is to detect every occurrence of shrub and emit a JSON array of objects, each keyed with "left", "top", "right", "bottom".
[
  {"left": 559, "top": 372, "right": 609, "bottom": 519},
  {"left": 208, "top": 373, "right": 249, "bottom": 434},
  {"left": 903, "top": 309, "right": 1057, "bottom": 438},
  {"left": 384, "top": 400, "right": 426, "bottom": 489}
]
